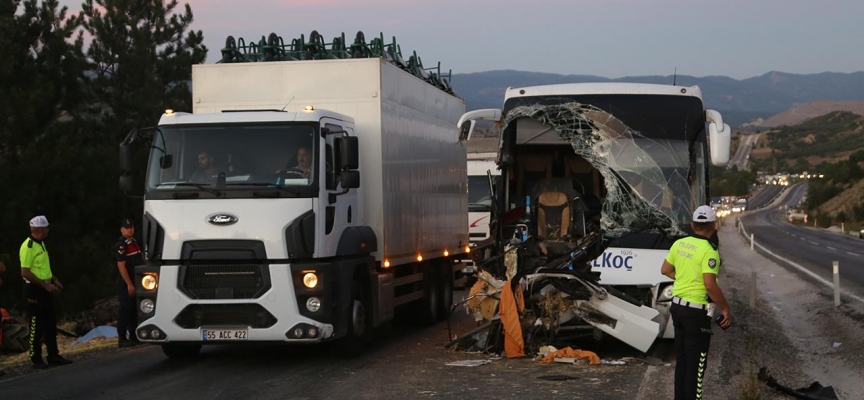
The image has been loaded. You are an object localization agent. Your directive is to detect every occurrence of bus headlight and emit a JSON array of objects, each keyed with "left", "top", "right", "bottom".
[
  {"left": 658, "top": 285, "right": 674, "bottom": 302},
  {"left": 139, "top": 299, "right": 155, "bottom": 314},
  {"left": 303, "top": 272, "right": 318, "bottom": 289},
  {"left": 142, "top": 274, "right": 158, "bottom": 291}
]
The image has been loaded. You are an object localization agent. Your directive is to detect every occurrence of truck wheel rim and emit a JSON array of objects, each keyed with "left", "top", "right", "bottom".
[{"left": 352, "top": 299, "right": 366, "bottom": 336}]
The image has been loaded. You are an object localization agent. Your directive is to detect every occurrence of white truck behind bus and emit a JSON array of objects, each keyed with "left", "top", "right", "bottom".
[
  {"left": 119, "top": 43, "right": 467, "bottom": 357},
  {"left": 463, "top": 152, "right": 499, "bottom": 281}
]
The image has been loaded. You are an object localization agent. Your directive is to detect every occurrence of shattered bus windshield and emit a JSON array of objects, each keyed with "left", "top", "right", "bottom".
[{"left": 502, "top": 95, "right": 706, "bottom": 237}]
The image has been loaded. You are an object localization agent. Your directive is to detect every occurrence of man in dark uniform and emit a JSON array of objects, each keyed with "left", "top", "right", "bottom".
[
  {"left": 115, "top": 218, "right": 143, "bottom": 348},
  {"left": 661, "top": 205, "right": 731, "bottom": 400}
]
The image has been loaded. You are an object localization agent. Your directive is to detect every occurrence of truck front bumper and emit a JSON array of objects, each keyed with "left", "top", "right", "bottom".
[{"left": 136, "top": 264, "right": 334, "bottom": 343}]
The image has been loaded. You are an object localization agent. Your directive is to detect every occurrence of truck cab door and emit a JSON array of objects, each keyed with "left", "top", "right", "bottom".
[{"left": 317, "top": 122, "right": 359, "bottom": 257}]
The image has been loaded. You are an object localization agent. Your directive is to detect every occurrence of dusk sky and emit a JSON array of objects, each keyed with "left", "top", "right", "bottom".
[{"left": 59, "top": 0, "right": 864, "bottom": 79}]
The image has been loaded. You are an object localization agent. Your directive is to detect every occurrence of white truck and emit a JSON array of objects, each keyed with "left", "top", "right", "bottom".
[
  {"left": 458, "top": 83, "right": 730, "bottom": 349},
  {"left": 119, "top": 55, "right": 468, "bottom": 357},
  {"left": 461, "top": 152, "right": 499, "bottom": 281}
]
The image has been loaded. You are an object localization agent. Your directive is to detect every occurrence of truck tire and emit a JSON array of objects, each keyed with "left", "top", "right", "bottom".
[
  {"left": 161, "top": 343, "right": 202, "bottom": 358},
  {"left": 1, "top": 323, "right": 29, "bottom": 352},
  {"left": 438, "top": 261, "right": 454, "bottom": 319},
  {"left": 413, "top": 262, "right": 440, "bottom": 326},
  {"left": 331, "top": 281, "right": 371, "bottom": 358}
]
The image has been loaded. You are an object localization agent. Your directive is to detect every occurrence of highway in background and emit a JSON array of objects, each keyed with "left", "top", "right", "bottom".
[
  {"left": 728, "top": 133, "right": 759, "bottom": 171},
  {"left": 737, "top": 182, "right": 864, "bottom": 295}
]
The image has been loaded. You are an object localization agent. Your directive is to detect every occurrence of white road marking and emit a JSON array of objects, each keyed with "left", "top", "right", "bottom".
[
  {"left": 827, "top": 246, "right": 837, "bottom": 251},
  {"left": 848, "top": 252, "right": 860, "bottom": 256},
  {"left": 809, "top": 241, "right": 819, "bottom": 245}
]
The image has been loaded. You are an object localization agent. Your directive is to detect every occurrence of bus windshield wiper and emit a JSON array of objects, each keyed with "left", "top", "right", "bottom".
[{"left": 168, "top": 183, "right": 222, "bottom": 196}]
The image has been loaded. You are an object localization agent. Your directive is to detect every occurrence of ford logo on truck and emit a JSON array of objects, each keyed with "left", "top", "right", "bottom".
[{"left": 207, "top": 214, "right": 238, "bottom": 225}]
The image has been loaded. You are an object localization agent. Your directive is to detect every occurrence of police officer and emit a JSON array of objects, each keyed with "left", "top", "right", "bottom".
[
  {"left": 661, "top": 205, "right": 731, "bottom": 400},
  {"left": 115, "top": 218, "right": 143, "bottom": 348},
  {"left": 20, "top": 215, "right": 73, "bottom": 369}
]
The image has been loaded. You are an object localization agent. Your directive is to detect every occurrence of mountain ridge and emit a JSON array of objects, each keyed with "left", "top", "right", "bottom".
[{"left": 451, "top": 70, "right": 864, "bottom": 127}]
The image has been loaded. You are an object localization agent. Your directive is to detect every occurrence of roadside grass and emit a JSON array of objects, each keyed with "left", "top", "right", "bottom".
[{"left": 734, "top": 339, "right": 767, "bottom": 400}]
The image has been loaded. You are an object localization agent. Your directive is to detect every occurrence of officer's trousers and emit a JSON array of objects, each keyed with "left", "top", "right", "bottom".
[
  {"left": 116, "top": 278, "right": 138, "bottom": 340},
  {"left": 671, "top": 303, "right": 713, "bottom": 400},
  {"left": 24, "top": 283, "right": 59, "bottom": 361}
]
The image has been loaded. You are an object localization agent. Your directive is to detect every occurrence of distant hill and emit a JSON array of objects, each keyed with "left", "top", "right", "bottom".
[
  {"left": 743, "top": 100, "right": 864, "bottom": 128},
  {"left": 451, "top": 70, "right": 864, "bottom": 127},
  {"left": 749, "top": 111, "right": 864, "bottom": 169}
]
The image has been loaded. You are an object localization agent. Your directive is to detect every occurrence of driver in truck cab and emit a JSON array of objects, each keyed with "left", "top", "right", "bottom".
[
  {"left": 189, "top": 150, "right": 220, "bottom": 184},
  {"left": 276, "top": 146, "right": 312, "bottom": 178}
]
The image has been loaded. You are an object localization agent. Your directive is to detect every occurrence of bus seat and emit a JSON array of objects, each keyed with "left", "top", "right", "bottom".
[
  {"left": 517, "top": 154, "right": 553, "bottom": 197},
  {"left": 536, "top": 191, "right": 570, "bottom": 241},
  {"left": 564, "top": 157, "right": 601, "bottom": 198}
]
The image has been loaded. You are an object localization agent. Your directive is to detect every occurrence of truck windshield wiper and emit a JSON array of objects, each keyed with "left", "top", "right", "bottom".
[
  {"left": 167, "top": 183, "right": 222, "bottom": 196},
  {"left": 227, "top": 182, "right": 301, "bottom": 196}
]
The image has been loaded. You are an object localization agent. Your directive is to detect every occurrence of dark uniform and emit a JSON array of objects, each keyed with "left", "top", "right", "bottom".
[
  {"left": 115, "top": 219, "right": 143, "bottom": 344},
  {"left": 666, "top": 230, "right": 721, "bottom": 400}
]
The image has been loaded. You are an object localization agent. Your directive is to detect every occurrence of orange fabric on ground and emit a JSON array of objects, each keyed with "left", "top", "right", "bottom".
[
  {"left": 499, "top": 279, "right": 525, "bottom": 358},
  {"left": 537, "top": 347, "right": 601, "bottom": 365}
]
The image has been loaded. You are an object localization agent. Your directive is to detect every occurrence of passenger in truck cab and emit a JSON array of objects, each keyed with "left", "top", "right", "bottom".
[
  {"left": 189, "top": 150, "right": 220, "bottom": 184},
  {"left": 277, "top": 146, "right": 312, "bottom": 179}
]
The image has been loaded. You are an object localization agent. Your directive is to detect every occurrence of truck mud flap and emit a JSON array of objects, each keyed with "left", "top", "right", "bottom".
[{"left": 576, "top": 294, "right": 659, "bottom": 353}]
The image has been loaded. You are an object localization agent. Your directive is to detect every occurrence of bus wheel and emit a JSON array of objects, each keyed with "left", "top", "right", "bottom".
[{"left": 161, "top": 343, "right": 202, "bottom": 358}]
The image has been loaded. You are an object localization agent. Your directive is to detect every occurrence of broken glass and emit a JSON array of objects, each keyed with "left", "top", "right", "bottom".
[{"left": 502, "top": 102, "right": 693, "bottom": 238}]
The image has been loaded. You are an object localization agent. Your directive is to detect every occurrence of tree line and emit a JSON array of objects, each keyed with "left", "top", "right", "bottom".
[{"left": 0, "top": 0, "right": 206, "bottom": 316}]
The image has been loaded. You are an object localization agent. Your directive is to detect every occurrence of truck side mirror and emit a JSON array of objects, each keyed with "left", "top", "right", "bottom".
[
  {"left": 160, "top": 154, "right": 173, "bottom": 169},
  {"left": 120, "top": 142, "right": 135, "bottom": 173},
  {"left": 459, "top": 120, "right": 476, "bottom": 141},
  {"left": 336, "top": 136, "right": 359, "bottom": 170},
  {"left": 119, "top": 174, "right": 135, "bottom": 192},
  {"left": 341, "top": 170, "right": 360, "bottom": 189}
]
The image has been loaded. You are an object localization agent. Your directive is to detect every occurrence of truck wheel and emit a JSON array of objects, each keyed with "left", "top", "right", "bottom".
[
  {"left": 161, "top": 343, "right": 202, "bottom": 358},
  {"left": 332, "top": 281, "right": 370, "bottom": 357},
  {"left": 438, "top": 261, "right": 454, "bottom": 319},
  {"left": 413, "top": 262, "right": 440, "bottom": 326}
]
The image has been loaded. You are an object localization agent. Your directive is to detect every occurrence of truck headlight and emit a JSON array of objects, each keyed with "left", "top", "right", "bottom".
[
  {"left": 303, "top": 272, "right": 318, "bottom": 289},
  {"left": 139, "top": 299, "right": 155, "bottom": 314},
  {"left": 142, "top": 274, "right": 158, "bottom": 290},
  {"left": 306, "top": 297, "right": 321, "bottom": 313},
  {"left": 658, "top": 284, "right": 674, "bottom": 302}
]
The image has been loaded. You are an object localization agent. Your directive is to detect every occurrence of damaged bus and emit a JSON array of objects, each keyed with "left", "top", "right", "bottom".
[{"left": 456, "top": 83, "right": 730, "bottom": 352}]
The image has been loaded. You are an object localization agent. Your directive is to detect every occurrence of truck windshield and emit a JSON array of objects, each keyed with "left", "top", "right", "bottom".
[
  {"left": 468, "top": 176, "right": 493, "bottom": 211},
  {"left": 147, "top": 123, "right": 316, "bottom": 193}
]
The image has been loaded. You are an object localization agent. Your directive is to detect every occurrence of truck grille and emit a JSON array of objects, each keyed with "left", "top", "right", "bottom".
[
  {"left": 180, "top": 264, "right": 270, "bottom": 299},
  {"left": 174, "top": 304, "right": 277, "bottom": 329}
]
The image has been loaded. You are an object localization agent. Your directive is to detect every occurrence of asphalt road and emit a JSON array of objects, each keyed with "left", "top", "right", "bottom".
[
  {"left": 0, "top": 292, "right": 653, "bottom": 400},
  {"left": 745, "top": 184, "right": 784, "bottom": 210},
  {"left": 729, "top": 133, "right": 759, "bottom": 171},
  {"left": 738, "top": 182, "right": 864, "bottom": 295}
]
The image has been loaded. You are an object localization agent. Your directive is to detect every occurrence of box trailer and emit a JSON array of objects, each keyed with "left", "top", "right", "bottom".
[{"left": 120, "top": 55, "right": 468, "bottom": 357}]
